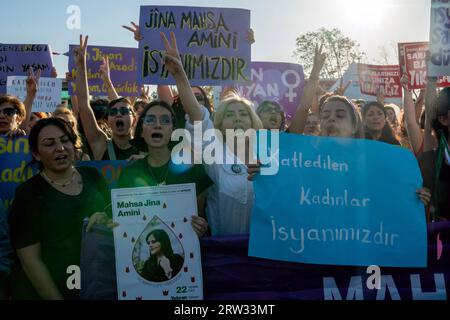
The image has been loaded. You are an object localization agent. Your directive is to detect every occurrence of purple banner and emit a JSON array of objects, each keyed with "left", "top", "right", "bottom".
[
  {"left": 68, "top": 45, "right": 138, "bottom": 97},
  {"left": 0, "top": 44, "right": 53, "bottom": 94},
  {"left": 80, "top": 222, "right": 450, "bottom": 300},
  {"left": 137, "top": 6, "right": 251, "bottom": 86},
  {"left": 236, "top": 62, "right": 305, "bottom": 121}
]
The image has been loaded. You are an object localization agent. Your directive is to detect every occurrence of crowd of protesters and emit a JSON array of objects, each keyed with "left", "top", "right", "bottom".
[{"left": 0, "top": 22, "right": 448, "bottom": 300}]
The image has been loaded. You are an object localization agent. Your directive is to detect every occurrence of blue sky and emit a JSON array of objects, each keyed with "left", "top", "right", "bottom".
[{"left": 0, "top": 0, "right": 431, "bottom": 76}]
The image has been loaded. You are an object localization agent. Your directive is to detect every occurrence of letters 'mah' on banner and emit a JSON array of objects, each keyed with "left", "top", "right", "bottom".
[
  {"left": 0, "top": 44, "right": 54, "bottom": 94},
  {"left": 429, "top": 0, "right": 450, "bottom": 77},
  {"left": 249, "top": 133, "right": 427, "bottom": 268},
  {"left": 357, "top": 63, "right": 402, "bottom": 98},
  {"left": 112, "top": 184, "right": 203, "bottom": 300},
  {"left": 137, "top": 6, "right": 251, "bottom": 86},
  {"left": 234, "top": 62, "right": 305, "bottom": 122},
  {"left": 7, "top": 76, "right": 62, "bottom": 113},
  {"left": 398, "top": 41, "right": 450, "bottom": 89},
  {"left": 68, "top": 45, "right": 139, "bottom": 97}
]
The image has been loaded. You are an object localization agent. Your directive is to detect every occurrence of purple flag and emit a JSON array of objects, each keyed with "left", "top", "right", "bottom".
[
  {"left": 0, "top": 44, "right": 53, "bottom": 94},
  {"left": 68, "top": 45, "right": 138, "bottom": 97}
]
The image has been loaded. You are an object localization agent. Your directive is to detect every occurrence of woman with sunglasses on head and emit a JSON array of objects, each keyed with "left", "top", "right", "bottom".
[
  {"left": 0, "top": 95, "right": 27, "bottom": 137},
  {"left": 73, "top": 36, "right": 140, "bottom": 161},
  {"left": 9, "top": 117, "right": 111, "bottom": 300},
  {"left": 117, "top": 100, "right": 213, "bottom": 237}
]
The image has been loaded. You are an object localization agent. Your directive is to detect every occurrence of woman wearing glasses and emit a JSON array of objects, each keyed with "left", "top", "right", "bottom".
[
  {"left": 256, "top": 100, "right": 286, "bottom": 131},
  {"left": 73, "top": 36, "right": 140, "bottom": 160},
  {"left": 0, "top": 95, "right": 27, "bottom": 136},
  {"left": 117, "top": 100, "right": 213, "bottom": 237}
]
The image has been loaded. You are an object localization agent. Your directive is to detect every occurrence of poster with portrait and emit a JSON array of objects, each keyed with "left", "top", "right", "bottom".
[{"left": 112, "top": 184, "right": 203, "bottom": 300}]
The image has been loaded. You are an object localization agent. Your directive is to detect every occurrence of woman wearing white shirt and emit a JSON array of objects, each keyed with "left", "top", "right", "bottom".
[{"left": 161, "top": 32, "right": 262, "bottom": 236}]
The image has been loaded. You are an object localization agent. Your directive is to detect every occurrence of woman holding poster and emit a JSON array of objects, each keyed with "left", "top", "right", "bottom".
[
  {"left": 9, "top": 118, "right": 111, "bottom": 300},
  {"left": 117, "top": 100, "right": 213, "bottom": 236},
  {"left": 252, "top": 46, "right": 431, "bottom": 209}
]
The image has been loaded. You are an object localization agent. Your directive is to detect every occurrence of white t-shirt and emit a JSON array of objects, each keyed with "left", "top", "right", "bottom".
[{"left": 185, "top": 107, "right": 254, "bottom": 236}]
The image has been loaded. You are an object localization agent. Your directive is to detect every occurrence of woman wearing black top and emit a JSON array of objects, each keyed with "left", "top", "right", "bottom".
[
  {"left": 73, "top": 36, "right": 140, "bottom": 161},
  {"left": 419, "top": 86, "right": 450, "bottom": 221},
  {"left": 141, "top": 229, "right": 184, "bottom": 282},
  {"left": 9, "top": 118, "right": 111, "bottom": 300}
]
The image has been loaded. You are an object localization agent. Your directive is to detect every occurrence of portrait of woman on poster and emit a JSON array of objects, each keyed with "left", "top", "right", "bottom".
[{"left": 140, "top": 229, "right": 184, "bottom": 283}]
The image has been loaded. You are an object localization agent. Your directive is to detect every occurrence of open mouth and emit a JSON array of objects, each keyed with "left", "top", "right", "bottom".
[
  {"left": 115, "top": 119, "right": 125, "bottom": 130},
  {"left": 269, "top": 115, "right": 278, "bottom": 122},
  {"left": 234, "top": 125, "right": 246, "bottom": 131},
  {"left": 151, "top": 133, "right": 164, "bottom": 140},
  {"left": 325, "top": 125, "right": 339, "bottom": 135},
  {"left": 54, "top": 155, "right": 69, "bottom": 163}
]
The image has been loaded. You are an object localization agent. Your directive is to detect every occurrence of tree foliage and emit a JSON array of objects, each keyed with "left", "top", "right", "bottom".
[{"left": 293, "top": 28, "right": 366, "bottom": 79}]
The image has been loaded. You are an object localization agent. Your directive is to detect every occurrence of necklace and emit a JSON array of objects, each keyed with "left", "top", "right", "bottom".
[
  {"left": 147, "top": 161, "right": 171, "bottom": 186},
  {"left": 41, "top": 169, "right": 77, "bottom": 188}
]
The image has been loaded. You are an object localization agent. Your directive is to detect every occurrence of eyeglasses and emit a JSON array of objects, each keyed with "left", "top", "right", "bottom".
[
  {"left": 143, "top": 114, "right": 172, "bottom": 126},
  {"left": 0, "top": 107, "right": 18, "bottom": 117},
  {"left": 108, "top": 107, "right": 132, "bottom": 117}
]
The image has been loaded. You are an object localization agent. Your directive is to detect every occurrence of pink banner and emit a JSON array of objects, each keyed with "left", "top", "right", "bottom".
[{"left": 357, "top": 64, "right": 402, "bottom": 98}]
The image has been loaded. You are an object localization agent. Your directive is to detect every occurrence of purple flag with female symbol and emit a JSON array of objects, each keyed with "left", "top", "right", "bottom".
[{"left": 236, "top": 62, "right": 305, "bottom": 121}]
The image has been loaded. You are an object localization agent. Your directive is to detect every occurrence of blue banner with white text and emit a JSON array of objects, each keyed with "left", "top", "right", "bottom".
[{"left": 249, "top": 133, "right": 427, "bottom": 267}]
